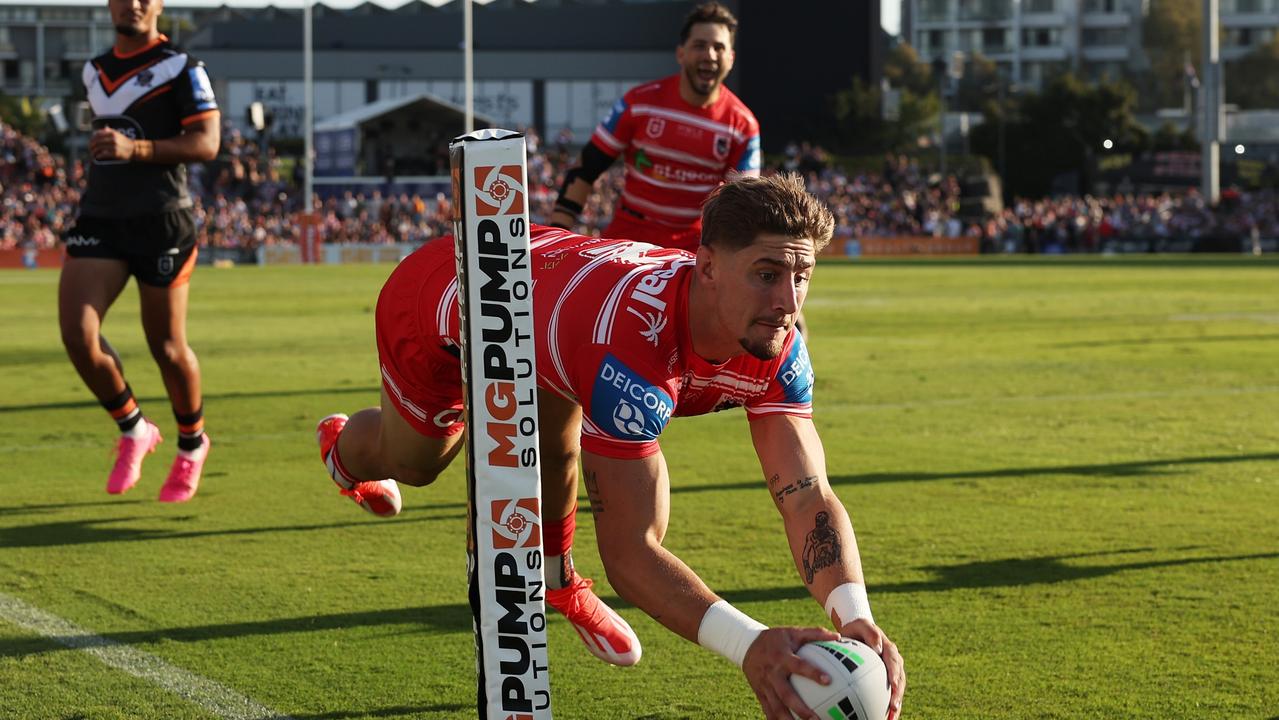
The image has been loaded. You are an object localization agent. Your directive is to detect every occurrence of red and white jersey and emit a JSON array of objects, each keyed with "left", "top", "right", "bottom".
[
  {"left": 437, "top": 225, "right": 813, "bottom": 459},
  {"left": 590, "top": 74, "right": 761, "bottom": 230}
]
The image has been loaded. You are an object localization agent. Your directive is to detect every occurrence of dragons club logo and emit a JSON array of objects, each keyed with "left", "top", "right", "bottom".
[
  {"left": 474, "top": 165, "right": 525, "bottom": 216},
  {"left": 491, "top": 498, "right": 541, "bottom": 549}
]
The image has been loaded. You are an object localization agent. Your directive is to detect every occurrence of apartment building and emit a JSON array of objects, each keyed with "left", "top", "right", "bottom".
[
  {"left": 902, "top": 0, "right": 1279, "bottom": 88},
  {"left": 0, "top": 2, "right": 215, "bottom": 98}
]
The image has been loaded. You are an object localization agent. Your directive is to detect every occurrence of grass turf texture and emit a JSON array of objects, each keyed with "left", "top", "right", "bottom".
[{"left": 1, "top": 256, "right": 1277, "bottom": 719}]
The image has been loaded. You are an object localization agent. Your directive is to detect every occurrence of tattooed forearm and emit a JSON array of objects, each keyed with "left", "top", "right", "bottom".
[
  {"left": 801, "top": 511, "right": 841, "bottom": 584},
  {"left": 773, "top": 474, "right": 819, "bottom": 505},
  {"left": 583, "top": 469, "right": 605, "bottom": 514}
]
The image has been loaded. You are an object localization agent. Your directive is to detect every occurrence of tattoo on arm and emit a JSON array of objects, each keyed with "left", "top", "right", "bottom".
[
  {"left": 801, "top": 511, "right": 841, "bottom": 584},
  {"left": 773, "top": 474, "right": 819, "bottom": 505},
  {"left": 584, "top": 469, "right": 604, "bottom": 515}
]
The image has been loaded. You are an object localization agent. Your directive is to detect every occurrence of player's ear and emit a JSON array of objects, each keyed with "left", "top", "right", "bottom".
[{"left": 695, "top": 244, "right": 717, "bottom": 283}]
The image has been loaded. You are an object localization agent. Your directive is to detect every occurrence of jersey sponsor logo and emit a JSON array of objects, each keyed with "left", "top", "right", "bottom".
[
  {"left": 591, "top": 354, "right": 673, "bottom": 442},
  {"left": 89, "top": 115, "right": 144, "bottom": 166},
  {"left": 651, "top": 163, "right": 721, "bottom": 184},
  {"left": 634, "top": 148, "right": 653, "bottom": 172},
  {"left": 739, "top": 136, "right": 761, "bottom": 172},
  {"left": 627, "top": 258, "right": 691, "bottom": 315},
  {"left": 491, "top": 498, "right": 541, "bottom": 549},
  {"left": 713, "top": 133, "right": 730, "bottom": 161},
  {"left": 474, "top": 165, "right": 525, "bottom": 216},
  {"left": 627, "top": 307, "right": 667, "bottom": 346},
  {"left": 645, "top": 117, "right": 665, "bottom": 138},
  {"left": 64, "top": 234, "right": 101, "bottom": 247},
  {"left": 624, "top": 261, "right": 687, "bottom": 345},
  {"left": 777, "top": 333, "right": 815, "bottom": 404},
  {"left": 601, "top": 97, "right": 626, "bottom": 132},
  {"left": 189, "top": 66, "right": 215, "bottom": 105}
]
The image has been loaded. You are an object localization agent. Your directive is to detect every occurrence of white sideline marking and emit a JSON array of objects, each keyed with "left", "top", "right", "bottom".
[{"left": 0, "top": 591, "right": 294, "bottom": 720}]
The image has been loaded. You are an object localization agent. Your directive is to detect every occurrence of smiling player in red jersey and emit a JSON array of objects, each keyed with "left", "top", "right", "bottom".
[
  {"left": 548, "top": 2, "right": 760, "bottom": 252},
  {"left": 315, "top": 175, "right": 905, "bottom": 720}
]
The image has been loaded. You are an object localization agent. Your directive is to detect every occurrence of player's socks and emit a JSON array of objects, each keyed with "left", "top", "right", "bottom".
[
  {"left": 316, "top": 414, "right": 402, "bottom": 518},
  {"left": 543, "top": 505, "right": 578, "bottom": 590},
  {"left": 543, "top": 504, "right": 642, "bottom": 666},
  {"left": 174, "top": 407, "right": 206, "bottom": 455},
  {"left": 104, "top": 386, "right": 145, "bottom": 434}
]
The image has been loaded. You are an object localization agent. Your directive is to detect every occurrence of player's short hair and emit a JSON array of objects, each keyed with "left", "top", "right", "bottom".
[
  {"left": 680, "top": 2, "right": 738, "bottom": 46},
  {"left": 701, "top": 173, "right": 835, "bottom": 253}
]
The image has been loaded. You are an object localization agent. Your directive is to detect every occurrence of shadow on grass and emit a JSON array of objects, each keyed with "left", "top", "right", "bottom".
[
  {"left": 670, "top": 451, "right": 1279, "bottom": 495},
  {"left": 0, "top": 602, "right": 474, "bottom": 659},
  {"left": 286, "top": 704, "right": 472, "bottom": 719},
  {"left": 0, "top": 499, "right": 147, "bottom": 517},
  {"left": 0, "top": 385, "right": 381, "bottom": 414},
  {"left": 0, "top": 507, "right": 466, "bottom": 548},
  {"left": 720, "top": 548, "right": 1279, "bottom": 605},
  {"left": 7, "top": 549, "right": 1273, "bottom": 660}
]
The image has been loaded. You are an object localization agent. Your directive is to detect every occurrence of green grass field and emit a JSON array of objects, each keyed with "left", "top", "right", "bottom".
[{"left": 1, "top": 256, "right": 1277, "bottom": 720}]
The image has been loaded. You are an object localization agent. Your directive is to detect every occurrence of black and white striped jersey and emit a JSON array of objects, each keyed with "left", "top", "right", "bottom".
[{"left": 80, "top": 35, "right": 218, "bottom": 218}]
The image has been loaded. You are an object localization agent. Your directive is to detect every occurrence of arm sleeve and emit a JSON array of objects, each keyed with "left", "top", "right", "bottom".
[
  {"left": 176, "top": 58, "right": 219, "bottom": 125},
  {"left": 574, "top": 141, "right": 617, "bottom": 184},
  {"left": 745, "top": 331, "right": 814, "bottom": 420}
]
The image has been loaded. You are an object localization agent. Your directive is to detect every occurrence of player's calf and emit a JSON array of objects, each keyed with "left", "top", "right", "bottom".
[{"left": 316, "top": 413, "right": 402, "bottom": 518}]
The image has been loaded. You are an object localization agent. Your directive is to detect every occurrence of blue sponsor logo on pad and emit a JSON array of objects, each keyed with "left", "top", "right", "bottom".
[
  {"left": 776, "top": 334, "right": 814, "bottom": 404},
  {"left": 590, "top": 354, "right": 673, "bottom": 442}
]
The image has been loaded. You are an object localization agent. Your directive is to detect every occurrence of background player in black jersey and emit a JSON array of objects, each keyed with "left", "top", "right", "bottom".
[{"left": 60, "top": 0, "right": 220, "bottom": 502}]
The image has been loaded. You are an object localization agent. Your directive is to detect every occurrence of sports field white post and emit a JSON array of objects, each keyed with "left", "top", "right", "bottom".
[{"left": 449, "top": 129, "right": 552, "bottom": 720}]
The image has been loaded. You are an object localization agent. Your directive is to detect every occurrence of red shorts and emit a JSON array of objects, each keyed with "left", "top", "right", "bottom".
[
  {"left": 603, "top": 207, "right": 702, "bottom": 253},
  {"left": 375, "top": 239, "right": 465, "bottom": 438}
]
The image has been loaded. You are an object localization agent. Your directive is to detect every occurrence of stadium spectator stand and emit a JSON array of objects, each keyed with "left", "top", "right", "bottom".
[{"left": 4, "top": 119, "right": 1276, "bottom": 259}]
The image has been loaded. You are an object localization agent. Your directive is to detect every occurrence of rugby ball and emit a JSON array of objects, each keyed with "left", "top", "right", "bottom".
[{"left": 789, "top": 638, "right": 890, "bottom": 720}]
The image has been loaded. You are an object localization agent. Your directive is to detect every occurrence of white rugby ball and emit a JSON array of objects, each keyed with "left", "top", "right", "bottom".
[{"left": 789, "top": 638, "right": 890, "bottom": 720}]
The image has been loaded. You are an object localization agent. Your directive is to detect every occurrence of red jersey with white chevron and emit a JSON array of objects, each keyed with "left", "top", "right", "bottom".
[
  {"left": 431, "top": 225, "right": 812, "bottom": 459},
  {"left": 591, "top": 74, "right": 761, "bottom": 232}
]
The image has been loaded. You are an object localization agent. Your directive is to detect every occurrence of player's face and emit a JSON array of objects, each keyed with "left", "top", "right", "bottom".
[
  {"left": 677, "top": 23, "right": 735, "bottom": 99},
  {"left": 710, "top": 233, "right": 815, "bottom": 361},
  {"left": 110, "top": 0, "right": 162, "bottom": 38}
]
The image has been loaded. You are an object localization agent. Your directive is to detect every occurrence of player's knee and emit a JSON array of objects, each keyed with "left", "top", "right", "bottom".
[
  {"left": 148, "top": 338, "right": 191, "bottom": 367},
  {"left": 539, "top": 444, "right": 579, "bottom": 479},
  {"left": 387, "top": 463, "right": 440, "bottom": 488}
]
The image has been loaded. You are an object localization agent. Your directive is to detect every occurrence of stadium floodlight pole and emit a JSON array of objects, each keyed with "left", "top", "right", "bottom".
[
  {"left": 1200, "top": 0, "right": 1220, "bottom": 204},
  {"left": 464, "top": 0, "right": 474, "bottom": 132},
  {"left": 304, "top": 0, "right": 314, "bottom": 217}
]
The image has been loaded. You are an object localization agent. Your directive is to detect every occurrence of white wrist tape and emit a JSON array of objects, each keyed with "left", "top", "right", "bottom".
[
  {"left": 697, "top": 600, "right": 767, "bottom": 668},
  {"left": 824, "top": 582, "right": 874, "bottom": 627}
]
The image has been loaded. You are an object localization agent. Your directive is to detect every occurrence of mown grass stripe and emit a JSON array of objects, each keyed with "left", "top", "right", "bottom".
[{"left": 0, "top": 591, "right": 294, "bottom": 720}]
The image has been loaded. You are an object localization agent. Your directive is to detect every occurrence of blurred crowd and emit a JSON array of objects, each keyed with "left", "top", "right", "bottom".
[{"left": 3, "top": 119, "right": 1276, "bottom": 256}]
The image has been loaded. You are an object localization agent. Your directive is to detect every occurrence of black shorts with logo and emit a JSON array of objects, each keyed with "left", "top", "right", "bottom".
[{"left": 63, "top": 209, "right": 198, "bottom": 287}]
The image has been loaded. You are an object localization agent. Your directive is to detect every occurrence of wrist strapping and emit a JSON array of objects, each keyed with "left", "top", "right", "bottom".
[
  {"left": 824, "top": 582, "right": 873, "bottom": 627},
  {"left": 697, "top": 600, "right": 767, "bottom": 668}
]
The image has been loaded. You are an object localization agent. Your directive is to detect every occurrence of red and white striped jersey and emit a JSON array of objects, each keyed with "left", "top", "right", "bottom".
[
  {"left": 435, "top": 225, "right": 813, "bottom": 459},
  {"left": 590, "top": 74, "right": 761, "bottom": 231}
]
